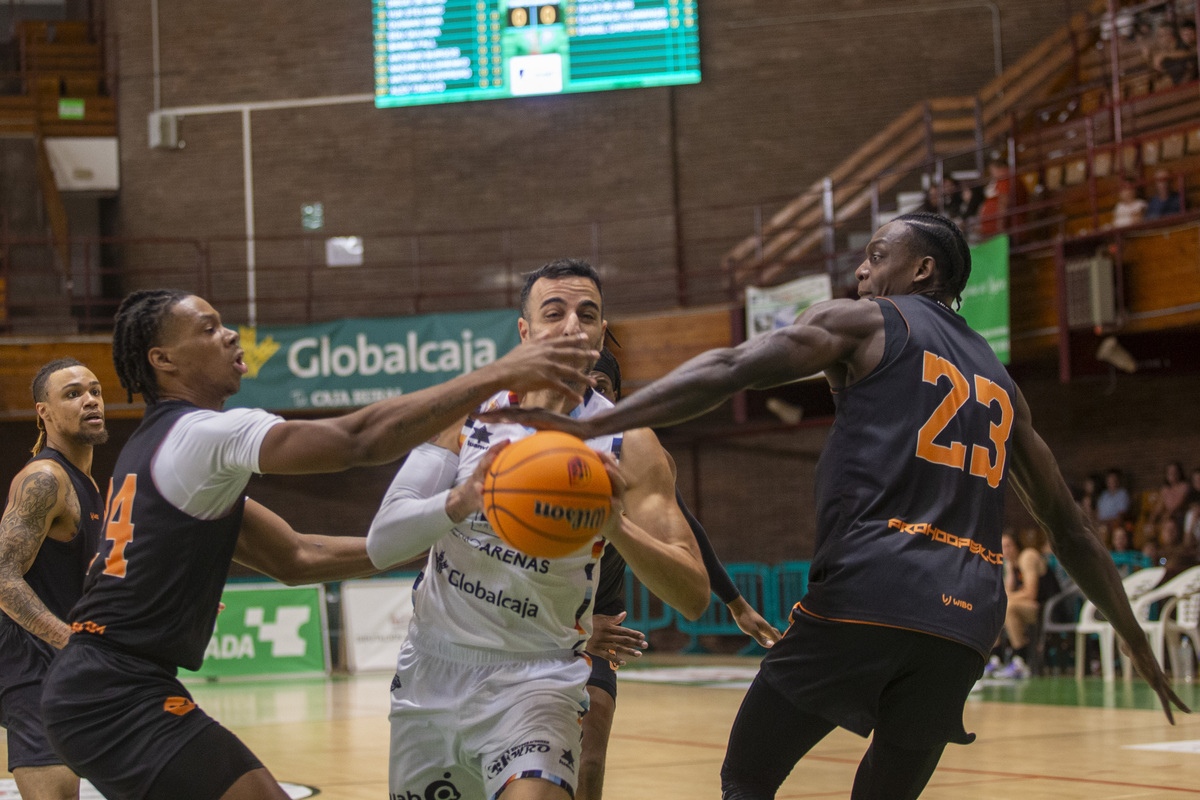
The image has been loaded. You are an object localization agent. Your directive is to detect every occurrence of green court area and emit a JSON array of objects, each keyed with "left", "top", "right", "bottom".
[{"left": 972, "top": 676, "right": 1200, "bottom": 711}]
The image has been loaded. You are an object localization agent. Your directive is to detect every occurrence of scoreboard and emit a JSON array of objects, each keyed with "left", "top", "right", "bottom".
[{"left": 373, "top": 0, "right": 700, "bottom": 108}]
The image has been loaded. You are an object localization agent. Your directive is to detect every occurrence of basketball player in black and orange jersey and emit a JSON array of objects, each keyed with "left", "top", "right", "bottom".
[
  {"left": 578, "top": 348, "right": 780, "bottom": 800},
  {"left": 36, "top": 289, "right": 596, "bottom": 800},
  {"left": 0, "top": 359, "right": 106, "bottom": 800},
  {"left": 480, "top": 213, "right": 1188, "bottom": 799}
]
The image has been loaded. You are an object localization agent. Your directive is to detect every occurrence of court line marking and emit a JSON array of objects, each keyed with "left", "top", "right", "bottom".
[
  {"left": 1124, "top": 739, "right": 1200, "bottom": 753},
  {"left": 612, "top": 733, "right": 1200, "bottom": 794}
]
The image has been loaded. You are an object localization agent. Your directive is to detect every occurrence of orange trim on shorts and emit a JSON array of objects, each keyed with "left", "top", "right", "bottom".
[{"left": 792, "top": 601, "right": 979, "bottom": 651}]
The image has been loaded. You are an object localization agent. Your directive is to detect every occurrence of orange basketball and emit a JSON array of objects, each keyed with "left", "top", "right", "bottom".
[{"left": 483, "top": 431, "right": 613, "bottom": 559}]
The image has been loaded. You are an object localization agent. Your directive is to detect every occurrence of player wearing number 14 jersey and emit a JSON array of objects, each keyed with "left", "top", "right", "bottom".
[
  {"left": 39, "top": 288, "right": 597, "bottom": 800},
  {"left": 479, "top": 214, "right": 1188, "bottom": 800}
]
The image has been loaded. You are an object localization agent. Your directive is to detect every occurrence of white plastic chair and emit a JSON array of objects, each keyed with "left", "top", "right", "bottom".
[
  {"left": 1075, "top": 566, "right": 1164, "bottom": 681},
  {"left": 1120, "top": 564, "right": 1200, "bottom": 681},
  {"left": 1164, "top": 592, "right": 1200, "bottom": 678}
]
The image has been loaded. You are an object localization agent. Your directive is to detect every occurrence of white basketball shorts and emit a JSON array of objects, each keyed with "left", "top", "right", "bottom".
[{"left": 388, "top": 624, "right": 591, "bottom": 800}]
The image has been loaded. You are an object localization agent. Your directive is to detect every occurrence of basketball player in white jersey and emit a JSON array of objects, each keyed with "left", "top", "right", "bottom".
[{"left": 366, "top": 258, "right": 710, "bottom": 800}]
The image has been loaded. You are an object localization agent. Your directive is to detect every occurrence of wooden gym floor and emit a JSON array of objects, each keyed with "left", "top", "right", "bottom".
[{"left": 3, "top": 656, "right": 1199, "bottom": 798}]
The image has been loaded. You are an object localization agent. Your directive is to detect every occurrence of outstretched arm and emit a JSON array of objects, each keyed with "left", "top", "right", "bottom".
[
  {"left": 258, "top": 336, "right": 595, "bottom": 474},
  {"left": 233, "top": 499, "right": 379, "bottom": 584},
  {"left": 365, "top": 423, "right": 496, "bottom": 569},
  {"left": 676, "top": 487, "right": 780, "bottom": 646},
  {"left": 0, "top": 463, "right": 77, "bottom": 648},
  {"left": 1007, "top": 387, "right": 1188, "bottom": 723},
  {"left": 479, "top": 299, "right": 880, "bottom": 439},
  {"left": 606, "top": 429, "right": 709, "bottom": 620}
]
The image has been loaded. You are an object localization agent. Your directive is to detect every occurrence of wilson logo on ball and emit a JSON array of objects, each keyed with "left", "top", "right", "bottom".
[{"left": 533, "top": 501, "right": 607, "bottom": 531}]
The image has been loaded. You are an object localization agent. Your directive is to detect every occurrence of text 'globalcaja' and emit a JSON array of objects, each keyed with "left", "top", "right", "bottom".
[{"left": 287, "top": 330, "right": 499, "bottom": 378}]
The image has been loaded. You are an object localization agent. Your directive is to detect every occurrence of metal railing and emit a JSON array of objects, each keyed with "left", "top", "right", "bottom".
[{"left": 0, "top": 218, "right": 747, "bottom": 332}]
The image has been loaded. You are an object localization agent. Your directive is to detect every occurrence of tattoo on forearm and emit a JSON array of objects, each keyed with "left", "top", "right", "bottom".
[{"left": 0, "top": 471, "right": 70, "bottom": 647}]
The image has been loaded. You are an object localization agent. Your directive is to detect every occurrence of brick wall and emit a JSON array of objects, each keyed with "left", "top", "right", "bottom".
[{"left": 110, "top": 0, "right": 1073, "bottom": 319}]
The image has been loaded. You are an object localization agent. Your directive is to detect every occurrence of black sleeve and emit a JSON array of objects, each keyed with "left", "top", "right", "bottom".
[{"left": 676, "top": 487, "right": 740, "bottom": 604}]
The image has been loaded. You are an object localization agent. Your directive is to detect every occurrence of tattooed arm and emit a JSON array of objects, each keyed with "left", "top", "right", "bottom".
[{"left": 0, "top": 462, "right": 75, "bottom": 648}]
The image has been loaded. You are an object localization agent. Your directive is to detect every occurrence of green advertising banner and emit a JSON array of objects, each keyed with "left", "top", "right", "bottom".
[
  {"left": 191, "top": 584, "right": 327, "bottom": 679},
  {"left": 227, "top": 309, "right": 522, "bottom": 411},
  {"left": 959, "top": 234, "right": 1011, "bottom": 364}
]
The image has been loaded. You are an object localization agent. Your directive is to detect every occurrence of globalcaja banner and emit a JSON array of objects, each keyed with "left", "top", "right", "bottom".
[
  {"left": 190, "top": 584, "right": 328, "bottom": 679},
  {"left": 959, "top": 234, "right": 1011, "bottom": 364},
  {"left": 227, "top": 309, "right": 522, "bottom": 411}
]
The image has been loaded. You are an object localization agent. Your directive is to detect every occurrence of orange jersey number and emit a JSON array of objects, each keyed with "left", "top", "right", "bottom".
[
  {"left": 101, "top": 474, "right": 137, "bottom": 578},
  {"left": 915, "top": 351, "right": 1013, "bottom": 488}
]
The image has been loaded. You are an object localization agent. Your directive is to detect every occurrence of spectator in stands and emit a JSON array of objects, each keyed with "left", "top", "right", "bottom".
[
  {"left": 991, "top": 529, "right": 1060, "bottom": 679},
  {"left": 1109, "top": 524, "right": 1144, "bottom": 577},
  {"left": 1180, "top": 20, "right": 1198, "bottom": 58},
  {"left": 1096, "top": 468, "right": 1132, "bottom": 526},
  {"left": 1111, "top": 181, "right": 1148, "bottom": 227},
  {"left": 1183, "top": 468, "right": 1200, "bottom": 540},
  {"left": 1152, "top": 461, "right": 1190, "bottom": 526},
  {"left": 978, "top": 156, "right": 1026, "bottom": 238},
  {"left": 1186, "top": 467, "right": 1200, "bottom": 504},
  {"left": 918, "top": 180, "right": 943, "bottom": 215},
  {"left": 1156, "top": 518, "right": 1199, "bottom": 586},
  {"left": 1132, "top": 13, "right": 1156, "bottom": 53},
  {"left": 1146, "top": 168, "right": 1183, "bottom": 218},
  {"left": 1077, "top": 474, "right": 1101, "bottom": 528},
  {"left": 1110, "top": 524, "right": 1135, "bottom": 555},
  {"left": 1143, "top": 538, "right": 1162, "bottom": 568},
  {"left": 937, "top": 176, "right": 983, "bottom": 234},
  {"left": 1152, "top": 21, "right": 1198, "bottom": 87}
]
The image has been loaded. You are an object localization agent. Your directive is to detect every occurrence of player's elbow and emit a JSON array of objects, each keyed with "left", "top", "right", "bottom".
[
  {"left": 677, "top": 595, "right": 710, "bottom": 621},
  {"left": 675, "top": 579, "right": 712, "bottom": 621}
]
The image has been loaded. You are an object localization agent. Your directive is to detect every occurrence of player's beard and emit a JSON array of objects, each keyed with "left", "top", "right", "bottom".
[{"left": 73, "top": 426, "right": 109, "bottom": 447}]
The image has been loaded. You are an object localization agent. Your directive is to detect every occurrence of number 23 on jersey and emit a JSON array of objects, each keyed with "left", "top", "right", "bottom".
[{"left": 915, "top": 351, "right": 1014, "bottom": 488}]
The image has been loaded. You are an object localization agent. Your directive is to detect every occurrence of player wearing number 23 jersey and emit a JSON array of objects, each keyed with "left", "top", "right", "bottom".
[
  {"left": 479, "top": 215, "right": 1188, "bottom": 800},
  {"left": 801, "top": 292, "right": 1016, "bottom": 657}
]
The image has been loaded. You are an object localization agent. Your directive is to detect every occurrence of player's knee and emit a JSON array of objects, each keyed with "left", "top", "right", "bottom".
[{"left": 575, "top": 761, "right": 605, "bottom": 800}]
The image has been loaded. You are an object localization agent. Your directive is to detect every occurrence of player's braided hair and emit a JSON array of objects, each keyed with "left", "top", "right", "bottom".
[
  {"left": 519, "top": 258, "right": 604, "bottom": 319},
  {"left": 592, "top": 347, "right": 622, "bottom": 401},
  {"left": 894, "top": 212, "right": 972, "bottom": 308},
  {"left": 112, "top": 288, "right": 190, "bottom": 404},
  {"left": 30, "top": 357, "right": 85, "bottom": 455}
]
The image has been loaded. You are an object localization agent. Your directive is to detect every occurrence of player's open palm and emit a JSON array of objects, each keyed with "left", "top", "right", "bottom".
[
  {"left": 496, "top": 334, "right": 597, "bottom": 401},
  {"left": 586, "top": 611, "right": 647, "bottom": 667}
]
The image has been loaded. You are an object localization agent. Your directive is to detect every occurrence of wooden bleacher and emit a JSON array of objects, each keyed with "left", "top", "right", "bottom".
[
  {"left": 0, "top": 17, "right": 114, "bottom": 311},
  {"left": 0, "top": 20, "right": 114, "bottom": 137},
  {"left": 721, "top": 1, "right": 1200, "bottom": 370}
]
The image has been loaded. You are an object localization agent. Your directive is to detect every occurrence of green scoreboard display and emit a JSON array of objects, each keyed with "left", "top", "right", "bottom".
[{"left": 373, "top": 0, "right": 700, "bottom": 108}]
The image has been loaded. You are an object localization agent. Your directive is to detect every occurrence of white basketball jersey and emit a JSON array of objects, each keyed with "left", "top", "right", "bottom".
[{"left": 413, "top": 389, "right": 623, "bottom": 654}]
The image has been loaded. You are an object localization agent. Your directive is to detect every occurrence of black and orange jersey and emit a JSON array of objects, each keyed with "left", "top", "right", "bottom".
[
  {"left": 70, "top": 401, "right": 245, "bottom": 671},
  {"left": 0, "top": 448, "right": 103, "bottom": 628},
  {"left": 802, "top": 295, "right": 1016, "bottom": 656}
]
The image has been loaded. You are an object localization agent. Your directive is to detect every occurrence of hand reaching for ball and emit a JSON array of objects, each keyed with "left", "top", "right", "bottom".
[
  {"left": 595, "top": 450, "right": 627, "bottom": 524},
  {"left": 445, "top": 439, "right": 510, "bottom": 523}
]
